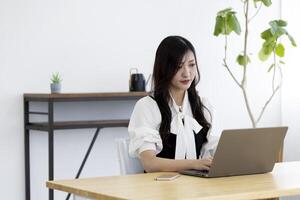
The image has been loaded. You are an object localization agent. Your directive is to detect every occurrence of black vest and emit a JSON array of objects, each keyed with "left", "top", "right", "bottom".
[{"left": 150, "top": 96, "right": 208, "bottom": 159}]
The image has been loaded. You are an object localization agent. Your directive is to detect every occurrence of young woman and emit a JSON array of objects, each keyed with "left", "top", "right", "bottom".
[{"left": 128, "top": 36, "right": 216, "bottom": 172}]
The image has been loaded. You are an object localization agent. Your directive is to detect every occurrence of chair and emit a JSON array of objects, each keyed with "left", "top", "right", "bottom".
[
  {"left": 73, "top": 138, "right": 143, "bottom": 200},
  {"left": 116, "top": 138, "right": 144, "bottom": 175}
]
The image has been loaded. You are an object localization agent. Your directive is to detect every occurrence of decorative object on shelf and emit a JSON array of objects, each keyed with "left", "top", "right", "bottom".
[
  {"left": 213, "top": 0, "right": 296, "bottom": 128},
  {"left": 129, "top": 68, "right": 145, "bottom": 92},
  {"left": 50, "top": 72, "right": 62, "bottom": 93}
]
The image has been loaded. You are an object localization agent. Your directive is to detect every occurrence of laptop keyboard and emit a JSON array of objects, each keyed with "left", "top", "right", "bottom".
[{"left": 180, "top": 169, "right": 210, "bottom": 177}]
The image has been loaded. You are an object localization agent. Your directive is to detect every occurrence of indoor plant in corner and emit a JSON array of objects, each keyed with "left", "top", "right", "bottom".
[
  {"left": 50, "top": 72, "right": 62, "bottom": 93},
  {"left": 213, "top": 0, "right": 296, "bottom": 162},
  {"left": 213, "top": 0, "right": 296, "bottom": 128}
]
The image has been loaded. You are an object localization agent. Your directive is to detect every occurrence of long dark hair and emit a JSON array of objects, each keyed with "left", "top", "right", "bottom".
[{"left": 152, "top": 36, "right": 211, "bottom": 139}]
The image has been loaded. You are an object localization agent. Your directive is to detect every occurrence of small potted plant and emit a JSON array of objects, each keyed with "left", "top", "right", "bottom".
[{"left": 50, "top": 72, "right": 62, "bottom": 93}]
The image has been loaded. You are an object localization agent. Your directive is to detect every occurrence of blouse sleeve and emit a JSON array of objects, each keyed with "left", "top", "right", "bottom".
[
  {"left": 200, "top": 97, "right": 220, "bottom": 159},
  {"left": 128, "top": 96, "right": 163, "bottom": 158}
]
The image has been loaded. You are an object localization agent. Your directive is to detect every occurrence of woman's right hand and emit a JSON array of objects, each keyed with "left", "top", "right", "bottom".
[
  {"left": 140, "top": 150, "right": 213, "bottom": 172},
  {"left": 192, "top": 158, "right": 212, "bottom": 171}
]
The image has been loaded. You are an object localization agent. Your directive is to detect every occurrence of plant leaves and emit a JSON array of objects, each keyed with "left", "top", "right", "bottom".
[
  {"left": 279, "top": 60, "right": 285, "bottom": 64},
  {"left": 214, "top": 16, "right": 224, "bottom": 36},
  {"left": 275, "top": 43, "right": 285, "bottom": 57},
  {"left": 51, "top": 72, "right": 61, "bottom": 84},
  {"left": 259, "top": 48, "right": 271, "bottom": 61},
  {"left": 286, "top": 32, "right": 297, "bottom": 47},
  {"left": 217, "top": 7, "right": 233, "bottom": 17},
  {"left": 236, "top": 54, "right": 251, "bottom": 66},
  {"left": 227, "top": 14, "right": 241, "bottom": 35},
  {"left": 261, "top": 29, "right": 273, "bottom": 40},
  {"left": 269, "top": 21, "right": 279, "bottom": 35},
  {"left": 261, "top": 0, "right": 272, "bottom": 7},
  {"left": 214, "top": 8, "right": 240, "bottom": 36},
  {"left": 262, "top": 40, "right": 276, "bottom": 54},
  {"left": 224, "top": 17, "right": 233, "bottom": 35},
  {"left": 254, "top": 0, "right": 272, "bottom": 7},
  {"left": 275, "top": 27, "right": 287, "bottom": 37},
  {"left": 276, "top": 19, "right": 287, "bottom": 27},
  {"left": 269, "top": 20, "right": 287, "bottom": 37}
]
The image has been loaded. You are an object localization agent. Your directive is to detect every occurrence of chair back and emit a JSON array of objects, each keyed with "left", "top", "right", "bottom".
[{"left": 116, "top": 138, "right": 144, "bottom": 175}]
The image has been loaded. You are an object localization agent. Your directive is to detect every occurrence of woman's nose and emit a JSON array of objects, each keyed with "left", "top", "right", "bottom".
[{"left": 182, "top": 65, "right": 190, "bottom": 77}]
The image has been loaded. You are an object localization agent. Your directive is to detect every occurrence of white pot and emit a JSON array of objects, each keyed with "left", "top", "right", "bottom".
[{"left": 50, "top": 83, "right": 61, "bottom": 93}]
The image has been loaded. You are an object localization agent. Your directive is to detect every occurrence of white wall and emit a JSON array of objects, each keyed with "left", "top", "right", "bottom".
[
  {"left": 0, "top": 1, "right": 283, "bottom": 200},
  {"left": 281, "top": 1, "right": 300, "bottom": 162},
  {"left": 280, "top": 1, "right": 300, "bottom": 199}
]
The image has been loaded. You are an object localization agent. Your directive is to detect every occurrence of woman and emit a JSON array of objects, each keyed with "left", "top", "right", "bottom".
[{"left": 128, "top": 36, "right": 215, "bottom": 172}]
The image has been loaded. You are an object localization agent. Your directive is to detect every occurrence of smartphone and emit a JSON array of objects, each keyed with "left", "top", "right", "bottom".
[{"left": 155, "top": 174, "right": 180, "bottom": 181}]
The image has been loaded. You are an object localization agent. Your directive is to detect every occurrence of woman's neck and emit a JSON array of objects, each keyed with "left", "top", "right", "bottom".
[{"left": 170, "top": 89, "right": 186, "bottom": 106}]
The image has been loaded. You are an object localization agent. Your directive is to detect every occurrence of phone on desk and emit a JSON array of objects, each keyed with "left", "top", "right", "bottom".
[{"left": 155, "top": 174, "right": 180, "bottom": 181}]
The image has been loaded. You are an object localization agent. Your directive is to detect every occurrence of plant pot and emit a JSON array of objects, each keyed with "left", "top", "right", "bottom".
[{"left": 50, "top": 83, "right": 61, "bottom": 93}]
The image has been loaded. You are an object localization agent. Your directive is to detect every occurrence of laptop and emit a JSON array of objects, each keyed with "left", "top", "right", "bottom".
[{"left": 179, "top": 127, "right": 288, "bottom": 178}]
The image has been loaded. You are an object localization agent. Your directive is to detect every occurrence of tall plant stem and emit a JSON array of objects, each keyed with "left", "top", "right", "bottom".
[
  {"left": 241, "top": 0, "right": 256, "bottom": 127},
  {"left": 255, "top": 51, "right": 282, "bottom": 125},
  {"left": 224, "top": 34, "right": 241, "bottom": 87},
  {"left": 272, "top": 49, "right": 277, "bottom": 92}
]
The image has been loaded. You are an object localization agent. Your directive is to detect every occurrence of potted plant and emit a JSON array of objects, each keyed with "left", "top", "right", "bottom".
[
  {"left": 213, "top": 0, "right": 296, "bottom": 128},
  {"left": 50, "top": 72, "right": 62, "bottom": 93}
]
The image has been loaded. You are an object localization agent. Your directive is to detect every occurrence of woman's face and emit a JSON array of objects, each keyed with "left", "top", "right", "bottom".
[{"left": 170, "top": 50, "right": 197, "bottom": 93}]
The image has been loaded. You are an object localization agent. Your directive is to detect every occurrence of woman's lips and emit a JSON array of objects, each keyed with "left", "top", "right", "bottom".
[{"left": 180, "top": 80, "right": 190, "bottom": 85}]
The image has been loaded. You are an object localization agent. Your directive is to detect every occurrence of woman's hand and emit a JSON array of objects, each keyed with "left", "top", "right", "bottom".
[
  {"left": 140, "top": 150, "right": 213, "bottom": 172},
  {"left": 191, "top": 157, "right": 212, "bottom": 171}
]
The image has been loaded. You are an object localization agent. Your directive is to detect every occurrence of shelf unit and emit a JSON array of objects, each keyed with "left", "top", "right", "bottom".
[{"left": 24, "top": 92, "right": 148, "bottom": 200}]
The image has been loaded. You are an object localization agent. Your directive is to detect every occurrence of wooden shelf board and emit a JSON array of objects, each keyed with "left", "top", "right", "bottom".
[{"left": 24, "top": 92, "right": 149, "bottom": 102}]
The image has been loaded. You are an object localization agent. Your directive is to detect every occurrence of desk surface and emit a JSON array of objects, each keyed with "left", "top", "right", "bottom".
[{"left": 47, "top": 161, "right": 300, "bottom": 200}]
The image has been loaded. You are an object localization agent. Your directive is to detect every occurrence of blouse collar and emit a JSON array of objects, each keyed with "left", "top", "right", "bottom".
[
  {"left": 169, "top": 90, "right": 203, "bottom": 159},
  {"left": 169, "top": 90, "right": 189, "bottom": 114}
]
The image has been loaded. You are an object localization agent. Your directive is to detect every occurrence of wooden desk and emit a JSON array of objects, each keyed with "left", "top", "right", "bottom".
[{"left": 47, "top": 161, "right": 300, "bottom": 200}]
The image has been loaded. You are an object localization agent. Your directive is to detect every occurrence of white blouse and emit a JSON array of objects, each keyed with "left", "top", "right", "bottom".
[{"left": 128, "top": 92, "right": 218, "bottom": 159}]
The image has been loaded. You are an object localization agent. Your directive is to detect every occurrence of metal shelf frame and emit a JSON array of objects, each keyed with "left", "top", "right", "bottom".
[{"left": 24, "top": 92, "right": 148, "bottom": 200}]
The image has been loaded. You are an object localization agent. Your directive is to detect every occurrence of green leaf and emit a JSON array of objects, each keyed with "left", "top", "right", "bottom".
[
  {"left": 261, "top": 29, "right": 273, "bottom": 40},
  {"left": 214, "top": 16, "right": 224, "bottom": 36},
  {"left": 228, "top": 11, "right": 237, "bottom": 15},
  {"left": 260, "top": 19, "right": 296, "bottom": 61},
  {"left": 267, "top": 63, "right": 275, "bottom": 72},
  {"left": 269, "top": 21, "right": 279, "bottom": 35},
  {"left": 51, "top": 72, "right": 62, "bottom": 84},
  {"left": 254, "top": 0, "right": 272, "bottom": 7},
  {"left": 224, "top": 17, "right": 233, "bottom": 35},
  {"left": 269, "top": 20, "right": 287, "bottom": 37},
  {"left": 262, "top": 40, "right": 276, "bottom": 54},
  {"left": 275, "top": 43, "right": 285, "bottom": 57},
  {"left": 276, "top": 19, "right": 287, "bottom": 27},
  {"left": 261, "top": 0, "right": 272, "bottom": 7},
  {"left": 279, "top": 60, "right": 285, "bottom": 64},
  {"left": 287, "top": 32, "right": 297, "bottom": 47},
  {"left": 269, "top": 20, "right": 287, "bottom": 28},
  {"left": 259, "top": 48, "right": 271, "bottom": 61},
  {"left": 236, "top": 54, "right": 251, "bottom": 66},
  {"left": 275, "top": 27, "right": 287, "bottom": 37},
  {"left": 217, "top": 7, "right": 233, "bottom": 17},
  {"left": 227, "top": 14, "right": 241, "bottom": 35},
  {"left": 215, "top": 8, "right": 241, "bottom": 36}
]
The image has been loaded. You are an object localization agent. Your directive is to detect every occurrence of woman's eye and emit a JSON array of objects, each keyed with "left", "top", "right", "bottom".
[{"left": 189, "top": 64, "right": 196, "bottom": 67}]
